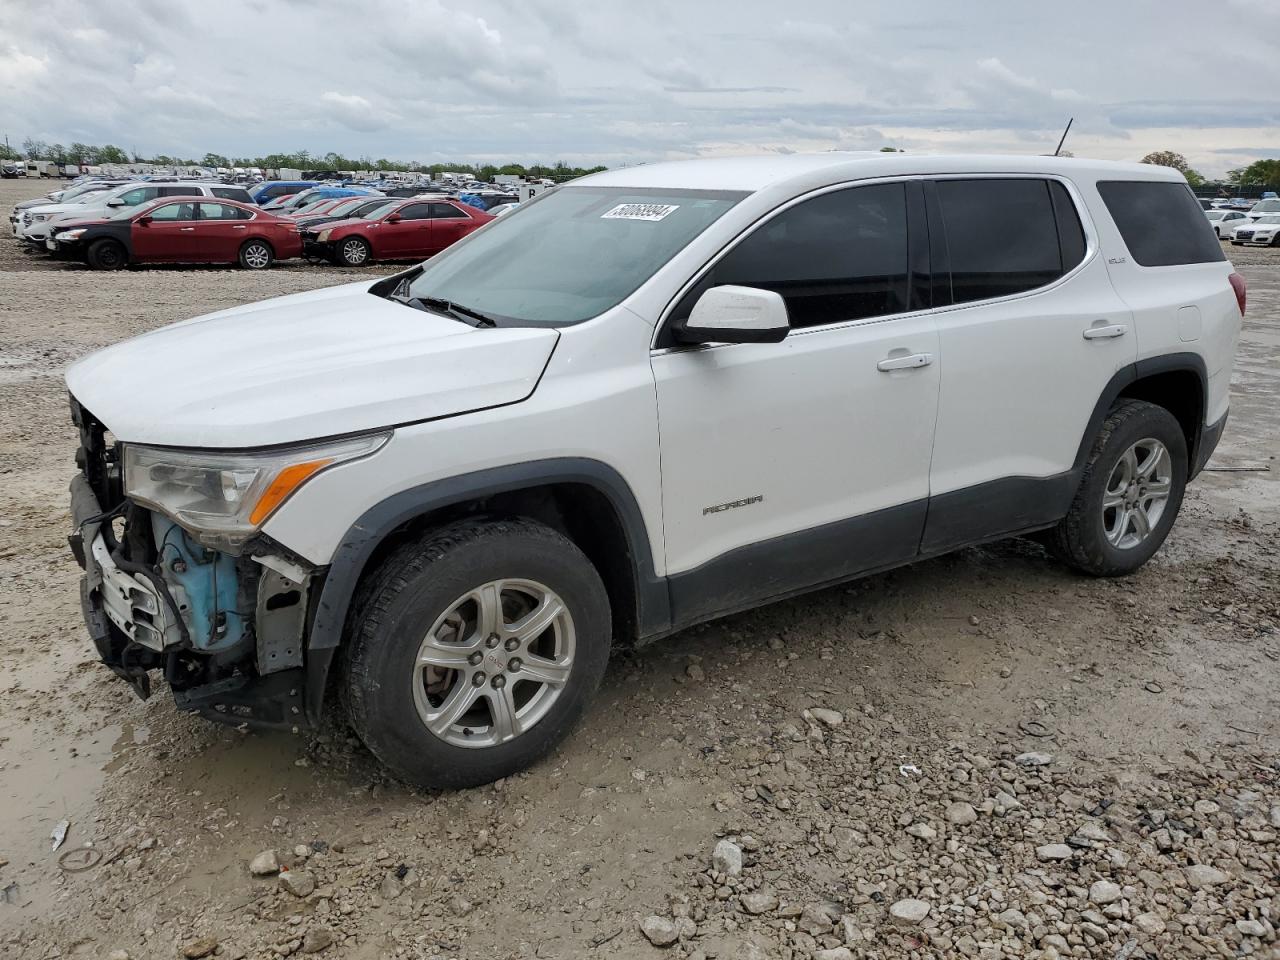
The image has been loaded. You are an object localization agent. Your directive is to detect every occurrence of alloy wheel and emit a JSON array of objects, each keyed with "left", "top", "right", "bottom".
[
  {"left": 243, "top": 243, "right": 270, "bottom": 268},
  {"left": 342, "top": 239, "right": 368, "bottom": 265},
  {"left": 1102, "top": 437, "right": 1172, "bottom": 549},
  {"left": 412, "top": 579, "right": 575, "bottom": 749}
]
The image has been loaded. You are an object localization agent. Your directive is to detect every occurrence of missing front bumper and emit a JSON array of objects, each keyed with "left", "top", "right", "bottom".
[{"left": 69, "top": 473, "right": 317, "bottom": 731}]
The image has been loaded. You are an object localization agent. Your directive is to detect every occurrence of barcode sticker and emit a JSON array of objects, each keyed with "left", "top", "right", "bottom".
[{"left": 601, "top": 203, "right": 679, "bottom": 222}]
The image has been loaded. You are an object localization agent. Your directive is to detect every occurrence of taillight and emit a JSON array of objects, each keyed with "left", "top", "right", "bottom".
[{"left": 1228, "top": 272, "right": 1246, "bottom": 317}]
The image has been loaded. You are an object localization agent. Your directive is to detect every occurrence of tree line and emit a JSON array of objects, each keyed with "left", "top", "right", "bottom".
[
  {"left": 1140, "top": 151, "right": 1278, "bottom": 189},
  {"left": 6, "top": 137, "right": 1275, "bottom": 187},
  {"left": 1, "top": 139, "right": 607, "bottom": 181}
]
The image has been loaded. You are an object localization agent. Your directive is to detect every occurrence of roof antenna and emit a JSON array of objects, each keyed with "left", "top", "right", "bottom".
[{"left": 1053, "top": 118, "right": 1074, "bottom": 157}]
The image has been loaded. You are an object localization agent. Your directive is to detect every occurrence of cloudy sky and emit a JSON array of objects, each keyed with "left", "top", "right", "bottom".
[{"left": 1, "top": 0, "right": 1277, "bottom": 177}]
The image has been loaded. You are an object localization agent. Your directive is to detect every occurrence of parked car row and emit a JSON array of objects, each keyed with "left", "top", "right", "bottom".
[
  {"left": 1205, "top": 207, "right": 1280, "bottom": 245},
  {"left": 10, "top": 177, "right": 515, "bottom": 269}
]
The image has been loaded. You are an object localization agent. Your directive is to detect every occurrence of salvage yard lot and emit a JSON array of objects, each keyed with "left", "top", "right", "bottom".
[{"left": 0, "top": 177, "right": 1277, "bottom": 959}]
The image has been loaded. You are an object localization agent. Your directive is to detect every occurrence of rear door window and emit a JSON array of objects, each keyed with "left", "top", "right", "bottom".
[
  {"left": 1096, "top": 181, "right": 1225, "bottom": 266},
  {"left": 935, "top": 179, "right": 1084, "bottom": 304},
  {"left": 213, "top": 187, "right": 253, "bottom": 202},
  {"left": 197, "top": 202, "right": 250, "bottom": 221},
  {"left": 429, "top": 202, "right": 470, "bottom": 219}
]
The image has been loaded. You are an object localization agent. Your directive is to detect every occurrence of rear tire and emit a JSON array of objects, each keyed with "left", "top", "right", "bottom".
[
  {"left": 334, "top": 236, "right": 371, "bottom": 267},
  {"left": 239, "top": 239, "right": 273, "bottom": 270},
  {"left": 87, "top": 238, "right": 126, "bottom": 270},
  {"left": 344, "top": 518, "right": 611, "bottom": 790},
  {"left": 1049, "top": 399, "right": 1187, "bottom": 577}
]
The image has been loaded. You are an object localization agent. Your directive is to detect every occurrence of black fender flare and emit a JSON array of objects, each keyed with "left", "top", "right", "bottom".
[
  {"left": 1072, "top": 352, "right": 1209, "bottom": 473},
  {"left": 81, "top": 223, "right": 134, "bottom": 259},
  {"left": 302, "top": 457, "right": 670, "bottom": 724}
]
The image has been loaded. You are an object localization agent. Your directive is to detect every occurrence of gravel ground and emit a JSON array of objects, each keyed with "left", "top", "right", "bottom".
[{"left": 0, "top": 178, "right": 1277, "bottom": 960}]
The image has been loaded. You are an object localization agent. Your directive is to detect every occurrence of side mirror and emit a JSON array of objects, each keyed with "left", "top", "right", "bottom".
[
  {"left": 674, "top": 285, "right": 790, "bottom": 345},
  {"left": 106, "top": 198, "right": 125, "bottom": 207},
  {"left": 137, "top": 215, "right": 152, "bottom": 226},
  {"left": 385, "top": 213, "right": 402, "bottom": 223}
]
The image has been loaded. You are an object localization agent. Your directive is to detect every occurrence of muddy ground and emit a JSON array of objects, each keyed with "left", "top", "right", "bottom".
[{"left": 0, "top": 177, "right": 1276, "bottom": 960}]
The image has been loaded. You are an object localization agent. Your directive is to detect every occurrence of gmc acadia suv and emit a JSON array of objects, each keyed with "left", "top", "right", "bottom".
[{"left": 65, "top": 154, "right": 1244, "bottom": 789}]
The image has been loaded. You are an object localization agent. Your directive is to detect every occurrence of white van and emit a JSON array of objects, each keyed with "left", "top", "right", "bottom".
[{"left": 65, "top": 153, "right": 1243, "bottom": 789}]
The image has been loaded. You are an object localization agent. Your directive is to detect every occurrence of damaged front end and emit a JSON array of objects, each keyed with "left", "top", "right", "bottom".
[{"left": 67, "top": 398, "right": 343, "bottom": 730}]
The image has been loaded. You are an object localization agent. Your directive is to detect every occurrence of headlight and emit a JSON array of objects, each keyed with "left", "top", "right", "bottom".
[
  {"left": 317, "top": 229, "right": 332, "bottom": 242},
  {"left": 54, "top": 228, "right": 86, "bottom": 241},
  {"left": 124, "top": 432, "right": 390, "bottom": 551}
]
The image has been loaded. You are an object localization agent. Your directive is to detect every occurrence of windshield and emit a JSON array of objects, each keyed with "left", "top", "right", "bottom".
[
  {"left": 1252, "top": 199, "right": 1280, "bottom": 213},
  {"left": 110, "top": 202, "right": 149, "bottom": 221},
  {"left": 1256, "top": 215, "right": 1280, "bottom": 224},
  {"left": 360, "top": 200, "right": 396, "bottom": 219},
  {"left": 326, "top": 197, "right": 367, "bottom": 216},
  {"left": 404, "top": 186, "right": 745, "bottom": 326},
  {"left": 1206, "top": 211, "right": 1225, "bottom": 220}
]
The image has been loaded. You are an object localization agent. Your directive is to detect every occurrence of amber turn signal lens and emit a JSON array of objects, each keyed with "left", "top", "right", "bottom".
[{"left": 248, "top": 459, "right": 334, "bottom": 525}]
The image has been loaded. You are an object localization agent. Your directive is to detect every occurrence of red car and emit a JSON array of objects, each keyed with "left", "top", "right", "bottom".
[
  {"left": 48, "top": 198, "right": 303, "bottom": 270},
  {"left": 303, "top": 197, "right": 492, "bottom": 266}
]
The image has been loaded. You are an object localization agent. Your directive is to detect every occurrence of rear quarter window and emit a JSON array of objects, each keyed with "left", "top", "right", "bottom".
[{"left": 1096, "top": 181, "right": 1225, "bottom": 267}]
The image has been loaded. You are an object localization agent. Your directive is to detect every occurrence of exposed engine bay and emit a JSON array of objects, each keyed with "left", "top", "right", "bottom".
[{"left": 68, "top": 397, "right": 317, "bottom": 729}]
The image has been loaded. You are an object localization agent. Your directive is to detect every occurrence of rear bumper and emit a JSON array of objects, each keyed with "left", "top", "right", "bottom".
[{"left": 1192, "top": 410, "right": 1228, "bottom": 479}]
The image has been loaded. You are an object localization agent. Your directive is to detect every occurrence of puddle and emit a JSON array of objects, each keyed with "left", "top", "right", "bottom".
[
  {"left": 0, "top": 653, "right": 123, "bottom": 922},
  {"left": 0, "top": 355, "right": 42, "bottom": 386}
]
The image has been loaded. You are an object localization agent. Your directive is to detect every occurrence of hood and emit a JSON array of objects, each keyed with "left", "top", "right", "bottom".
[
  {"left": 54, "top": 215, "right": 111, "bottom": 230},
  {"left": 24, "top": 202, "right": 88, "bottom": 218},
  {"left": 65, "top": 280, "right": 560, "bottom": 449},
  {"left": 314, "top": 217, "right": 370, "bottom": 233}
]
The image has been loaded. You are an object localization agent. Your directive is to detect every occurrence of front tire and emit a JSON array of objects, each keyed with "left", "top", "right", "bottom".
[
  {"left": 344, "top": 518, "right": 611, "bottom": 790},
  {"left": 87, "top": 238, "right": 127, "bottom": 270},
  {"left": 239, "top": 239, "right": 274, "bottom": 270},
  {"left": 334, "top": 236, "right": 371, "bottom": 267},
  {"left": 1049, "top": 399, "right": 1187, "bottom": 577}
]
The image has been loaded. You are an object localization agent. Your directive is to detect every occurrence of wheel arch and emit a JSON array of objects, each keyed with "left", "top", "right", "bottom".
[
  {"left": 86, "top": 225, "right": 132, "bottom": 262},
  {"left": 1075, "top": 353, "right": 1208, "bottom": 478},
  {"left": 302, "top": 458, "right": 669, "bottom": 724},
  {"left": 241, "top": 235, "right": 275, "bottom": 256}
]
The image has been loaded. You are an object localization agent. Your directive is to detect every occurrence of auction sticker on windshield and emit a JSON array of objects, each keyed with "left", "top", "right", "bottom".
[{"left": 601, "top": 203, "right": 679, "bottom": 222}]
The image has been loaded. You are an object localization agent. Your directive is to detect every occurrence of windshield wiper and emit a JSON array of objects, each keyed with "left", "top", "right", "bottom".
[{"left": 410, "top": 296, "right": 497, "bottom": 328}]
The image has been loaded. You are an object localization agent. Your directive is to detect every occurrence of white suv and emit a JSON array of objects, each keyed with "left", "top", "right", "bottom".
[{"left": 65, "top": 154, "right": 1244, "bottom": 789}]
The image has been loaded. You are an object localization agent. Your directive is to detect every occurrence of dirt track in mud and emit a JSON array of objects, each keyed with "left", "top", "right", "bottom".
[{"left": 0, "top": 178, "right": 1277, "bottom": 960}]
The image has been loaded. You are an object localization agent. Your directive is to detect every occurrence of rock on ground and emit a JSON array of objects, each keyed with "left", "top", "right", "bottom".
[
  {"left": 889, "top": 898, "right": 930, "bottom": 923},
  {"left": 639, "top": 915, "right": 679, "bottom": 947},
  {"left": 248, "top": 849, "right": 279, "bottom": 876},
  {"left": 712, "top": 838, "right": 743, "bottom": 876},
  {"left": 181, "top": 938, "right": 218, "bottom": 959},
  {"left": 279, "top": 869, "right": 316, "bottom": 898}
]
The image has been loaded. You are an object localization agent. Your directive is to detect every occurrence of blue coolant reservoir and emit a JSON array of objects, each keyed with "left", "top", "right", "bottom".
[{"left": 150, "top": 514, "right": 246, "bottom": 652}]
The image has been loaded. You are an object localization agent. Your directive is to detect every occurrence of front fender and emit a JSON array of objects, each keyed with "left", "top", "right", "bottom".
[{"left": 302, "top": 457, "right": 669, "bottom": 724}]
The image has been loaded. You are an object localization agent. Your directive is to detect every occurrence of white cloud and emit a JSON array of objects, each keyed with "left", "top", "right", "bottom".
[
  {"left": 318, "top": 92, "right": 394, "bottom": 133},
  {"left": 0, "top": 0, "right": 1273, "bottom": 178}
]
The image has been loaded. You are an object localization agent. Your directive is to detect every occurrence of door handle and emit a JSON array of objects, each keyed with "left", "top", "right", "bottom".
[
  {"left": 1082, "top": 323, "right": 1128, "bottom": 340},
  {"left": 877, "top": 352, "right": 934, "bottom": 372},
  {"left": 180, "top": 226, "right": 195, "bottom": 232},
  {"left": 232, "top": 225, "right": 247, "bottom": 230}
]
